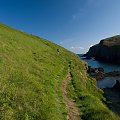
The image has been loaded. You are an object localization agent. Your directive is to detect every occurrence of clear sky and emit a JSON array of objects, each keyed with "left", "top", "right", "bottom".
[{"left": 0, "top": 0, "right": 120, "bottom": 53}]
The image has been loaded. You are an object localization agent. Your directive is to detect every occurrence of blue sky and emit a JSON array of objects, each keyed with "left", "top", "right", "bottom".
[{"left": 0, "top": 0, "right": 120, "bottom": 53}]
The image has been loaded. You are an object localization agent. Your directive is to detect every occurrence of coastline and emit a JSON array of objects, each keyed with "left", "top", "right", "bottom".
[{"left": 78, "top": 54, "right": 120, "bottom": 116}]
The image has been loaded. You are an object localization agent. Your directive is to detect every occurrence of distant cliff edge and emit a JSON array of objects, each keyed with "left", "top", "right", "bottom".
[{"left": 86, "top": 35, "right": 120, "bottom": 63}]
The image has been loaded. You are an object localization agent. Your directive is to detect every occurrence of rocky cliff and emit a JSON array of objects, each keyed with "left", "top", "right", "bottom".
[{"left": 86, "top": 35, "right": 120, "bottom": 63}]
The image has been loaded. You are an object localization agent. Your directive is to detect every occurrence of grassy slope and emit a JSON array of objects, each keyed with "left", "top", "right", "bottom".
[
  {"left": 0, "top": 23, "right": 119, "bottom": 120},
  {"left": 68, "top": 58, "right": 120, "bottom": 120}
]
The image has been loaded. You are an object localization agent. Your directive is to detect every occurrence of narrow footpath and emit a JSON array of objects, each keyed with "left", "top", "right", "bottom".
[{"left": 62, "top": 65, "right": 80, "bottom": 120}]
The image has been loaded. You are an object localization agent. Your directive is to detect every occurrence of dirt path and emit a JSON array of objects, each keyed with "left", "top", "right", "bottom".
[{"left": 62, "top": 66, "right": 80, "bottom": 120}]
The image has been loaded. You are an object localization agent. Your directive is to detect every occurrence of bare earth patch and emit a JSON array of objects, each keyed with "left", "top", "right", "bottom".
[{"left": 62, "top": 66, "right": 80, "bottom": 120}]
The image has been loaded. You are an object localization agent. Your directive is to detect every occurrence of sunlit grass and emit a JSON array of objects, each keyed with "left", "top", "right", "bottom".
[
  {"left": 0, "top": 23, "right": 120, "bottom": 120},
  {"left": 67, "top": 57, "right": 120, "bottom": 120}
]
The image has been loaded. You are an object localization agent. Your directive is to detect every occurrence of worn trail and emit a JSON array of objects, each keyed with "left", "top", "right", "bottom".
[{"left": 62, "top": 65, "right": 80, "bottom": 120}]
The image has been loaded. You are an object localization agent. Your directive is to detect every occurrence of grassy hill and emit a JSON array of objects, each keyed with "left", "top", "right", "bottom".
[
  {"left": 101, "top": 35, "right": 120, "bottom": 46},
  {"left": 0, "top": 23, "right": 120, "bottom": 120}
]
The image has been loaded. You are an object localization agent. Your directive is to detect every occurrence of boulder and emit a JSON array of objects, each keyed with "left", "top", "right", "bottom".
[
  {"left": 87, "top": 66, "right": 105, "bottom": 80},
  {"left": 87, "top": 66, "right": 95, "bottom": 73},
  {"left": 98, "top": 67, "right": 104, "bottom": 73},
  {"left": 113, "top": 80, "right": 120, "bottom": 89},
  {"left": 95, "top": 71, "right": 104, "bottom": 80}
]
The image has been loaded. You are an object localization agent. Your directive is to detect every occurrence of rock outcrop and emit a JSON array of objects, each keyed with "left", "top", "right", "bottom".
[
  {"left": 105, "top": 71, "right": 120, "bottom": 77},
  {"left": 87, "top": 66, "right": 105, "bottom": 80},
  {"left": 113, "top": 80, "right": 120, "bottom": 90},
  {"left": 86, "top": 35, "right": 120, "bottom": 63}
]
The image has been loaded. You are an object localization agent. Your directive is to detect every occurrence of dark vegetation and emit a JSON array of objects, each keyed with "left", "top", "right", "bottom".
[{"left": 0, "top": 23, "right": 119, "bottom": 120}]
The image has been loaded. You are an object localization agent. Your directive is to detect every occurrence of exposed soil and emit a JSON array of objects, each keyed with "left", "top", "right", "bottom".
[{"left": 62, "top": 66, "right": 80, "bottom": 120}]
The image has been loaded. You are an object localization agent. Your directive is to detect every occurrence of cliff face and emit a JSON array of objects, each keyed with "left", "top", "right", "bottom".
[{"left": 86, "top": 35, "right": 120, "bottom": 63}]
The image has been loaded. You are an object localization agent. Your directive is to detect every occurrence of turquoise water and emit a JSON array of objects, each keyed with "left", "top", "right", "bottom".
[
  {"left": 82, "top": 58, "right": 120, "bottom": 73},
  {"left": 78, "top": 54, "right": 120, "bottom": 88},
  {"left": 97, "top": 77, "right": 120, "bottom": 88}
]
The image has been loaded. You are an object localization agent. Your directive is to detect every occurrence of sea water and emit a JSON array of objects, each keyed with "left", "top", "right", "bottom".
[{"left": 78, "top": 54, "right": 120, "bottom": 88}]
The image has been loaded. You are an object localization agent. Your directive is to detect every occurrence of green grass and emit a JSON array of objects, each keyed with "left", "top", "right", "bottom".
[
  {"left": 0, "top": 23, "right": 120, "bottom": 120},
  {"left": 0, "top": 23, "right": 71, "bottom": 120},
  {"left": 67, "top": 56, "right": 120, "bottom": 120}
]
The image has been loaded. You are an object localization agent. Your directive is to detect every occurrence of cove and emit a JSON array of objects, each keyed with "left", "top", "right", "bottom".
[{"left": 78, "top": 54, "right": 120, "bottom": 116}]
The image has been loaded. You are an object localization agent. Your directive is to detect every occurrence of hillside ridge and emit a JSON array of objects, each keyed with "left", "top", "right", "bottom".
[{"left": 0, "top": 23, "right": 120, "bottom": 120}]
